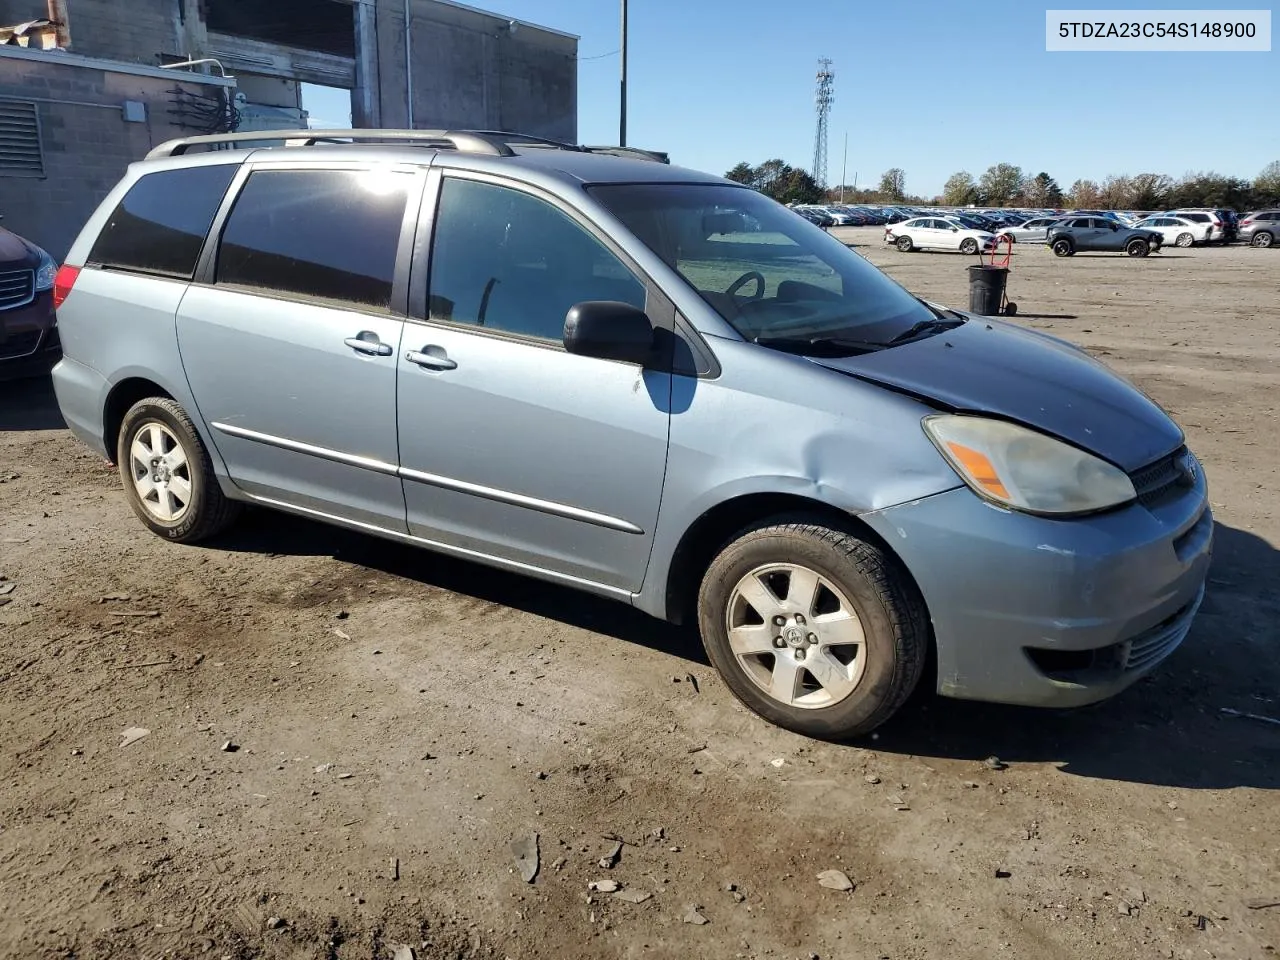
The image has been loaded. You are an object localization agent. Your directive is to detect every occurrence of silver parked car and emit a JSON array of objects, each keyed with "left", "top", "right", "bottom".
[
  {"left": 50, "top": 129, "right": 1212, "bottom": 739},
  {"left": 1239, "top": 210, "right": 1279, "bottom": 247},
  {"left": 995, "top": 216, "right": 1062, "bottom": 244}
]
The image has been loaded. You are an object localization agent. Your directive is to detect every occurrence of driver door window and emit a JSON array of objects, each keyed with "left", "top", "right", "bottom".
[{"left": 428, "top": 177, "right": 646, "bottom": 341}]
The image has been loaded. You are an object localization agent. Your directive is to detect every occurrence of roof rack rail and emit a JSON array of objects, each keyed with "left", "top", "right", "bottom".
[
  {"left": 145, "top": 128, "right": 671, "bottom": 164},
  {"left": 145, "top": 128, "right": 516, "bottom": 160},
  {"left": 582, "top": 145, "right": 670, "bottom": 164}
]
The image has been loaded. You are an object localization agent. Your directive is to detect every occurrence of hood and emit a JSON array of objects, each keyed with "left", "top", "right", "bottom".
[
  {"left": 0, "top": 226, "right": 36, "bottom": 265},
  {"left": 811, "top": 319, "right": 1183, "bottom": 472}
]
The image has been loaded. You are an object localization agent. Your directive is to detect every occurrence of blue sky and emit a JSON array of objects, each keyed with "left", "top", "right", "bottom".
[{"left": 304, "top": 1, "right": 1276, "bottom": 196}]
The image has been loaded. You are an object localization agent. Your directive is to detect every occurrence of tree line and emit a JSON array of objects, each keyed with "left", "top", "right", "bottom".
[{"left": 725, "top": 158, "right": 1280, "bottom": 211}]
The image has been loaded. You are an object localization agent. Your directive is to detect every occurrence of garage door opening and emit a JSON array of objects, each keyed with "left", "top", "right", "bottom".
[{"left": 205, "top": 0, "right": 355, "bottom": 57}]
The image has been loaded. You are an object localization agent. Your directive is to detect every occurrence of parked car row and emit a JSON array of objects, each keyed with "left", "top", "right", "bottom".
[{"left": 874, "top": 204, "right": 1280, "bottom": 255}]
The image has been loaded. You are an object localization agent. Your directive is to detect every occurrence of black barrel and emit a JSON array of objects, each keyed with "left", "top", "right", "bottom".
[{"left": 967, "top": 265, "right": 1008, "bottom": 316}]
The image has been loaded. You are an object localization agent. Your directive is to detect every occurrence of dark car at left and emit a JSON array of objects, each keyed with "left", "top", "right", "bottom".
[{"left": 0, "top": 221, "right": 60, "bottom": 381}]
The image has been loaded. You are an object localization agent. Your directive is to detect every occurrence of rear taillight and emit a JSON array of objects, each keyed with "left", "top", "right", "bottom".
[
  {"left": 1241, "top": 218, "right": 1254, "bottom": 226},
  {"left": 53, "top": 265, "right": 80, "bottom": 308}
]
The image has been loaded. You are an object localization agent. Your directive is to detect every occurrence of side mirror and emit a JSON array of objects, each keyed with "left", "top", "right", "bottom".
[
  {"left": 950, "top": 226, "right": 959, "bottom": 232},
  {"left": 563, "top": 301, "right": 654, "bottom": 365}
]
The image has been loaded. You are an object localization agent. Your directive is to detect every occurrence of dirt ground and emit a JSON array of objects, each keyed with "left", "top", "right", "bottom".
[{"left": 1, "top": 230, "right": 1277, "bottom": 960}]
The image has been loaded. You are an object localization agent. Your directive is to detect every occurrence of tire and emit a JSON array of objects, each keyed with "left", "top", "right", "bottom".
[
  {"left": 697, "top": 518, "right": 927, "bottom": 739},
  {"left": 896, "top": 235, "right": 914, "bottom": 253},
  {"left": 959, "top": 238, "right": 978, "bottom": 255},
  {"left": 1253, "top": 231, "right": 1274, "bottom": 248},
  {"left": 1126, "top": 238, "right": 1149, "bottom": 258},
  {"left": 1051, "top": 238, "right": 1073, "bottom": 257},
  {"left": 1175, "top": 232, "right": 1194, "bottom": 248},
  {"left": 117, "top": 397, "right": 240, "bottom": 543}
]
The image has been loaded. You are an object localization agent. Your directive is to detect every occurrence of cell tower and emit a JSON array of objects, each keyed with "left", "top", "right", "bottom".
[{"left": 813, "top": 58, "right": 834, "bottom": 189}]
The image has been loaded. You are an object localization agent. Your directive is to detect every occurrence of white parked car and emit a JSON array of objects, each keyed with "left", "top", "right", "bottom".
[
  {"left": 1132, "top": 215, "right": 1212, "bottom": 248},
  {"left": 886, "top": 216, "right": 997, "bottom": 254},
  {"left": 1165, "top": 209, "right": 1225, "bottom": 243}
]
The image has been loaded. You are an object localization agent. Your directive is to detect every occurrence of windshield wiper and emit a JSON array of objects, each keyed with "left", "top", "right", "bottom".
[
  {"left": 752, "top": 335, "right": 887, "bottom": 356},
  {"left": 888, "top": 313, "right": 965, "bottom": 345}
]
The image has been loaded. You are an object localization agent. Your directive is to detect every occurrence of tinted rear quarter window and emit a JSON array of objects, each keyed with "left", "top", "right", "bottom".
[
  {"left": 216, "top": 168, "right": 411, "bottom": 312},
  {"left": 88, "top": 164, "right": 237, "bottom": 279}
]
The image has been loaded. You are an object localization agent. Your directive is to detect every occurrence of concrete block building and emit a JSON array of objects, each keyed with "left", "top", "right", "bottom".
[{"left": 0, "top": 0, "right": 578, "bottom": 257}]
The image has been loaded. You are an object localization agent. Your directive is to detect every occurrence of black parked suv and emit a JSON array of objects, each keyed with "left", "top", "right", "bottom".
[
  {"left": 1047, "top": 216, "right": 1163, "bottom": 258},
  {"left": 0, "top": 220, "right": 60, "bottom": 380}
]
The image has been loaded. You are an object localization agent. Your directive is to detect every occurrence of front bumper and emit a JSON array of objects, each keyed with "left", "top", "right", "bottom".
[
  {"left": 0, "top": 292, "right": 60, "bottom": 382},
  {"left": 861, "top": 460, "right": 1212, "bottom": 708}
]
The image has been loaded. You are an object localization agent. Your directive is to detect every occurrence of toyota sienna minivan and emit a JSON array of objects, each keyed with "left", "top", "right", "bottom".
[{"left": 50, "top": 129, "right": 1212, "bottom": 738}]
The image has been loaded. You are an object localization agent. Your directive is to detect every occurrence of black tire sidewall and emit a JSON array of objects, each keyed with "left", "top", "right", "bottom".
[
  {"left": 1176, "top": 233, "right": 1193, "bottom": 247},
  {"left": 1052, "top": 239, "right": 1072, "bottom": 257},
  {"left": 897, "top": 236, "right": 913, "bottom": 252},
  {"left": 698, "top": 526, "right": 920, "bottom": 739},
  {"left": 1127, "top": 240, "right": 1148, "bottom": 257},
  {"left": 117, "top": 401, "right": 209, "bottom": 541},
  {"left": 960, "top": 239, "right": 977, "bottom": 255}
]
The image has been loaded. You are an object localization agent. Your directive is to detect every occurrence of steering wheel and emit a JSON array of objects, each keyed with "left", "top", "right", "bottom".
[{"left": 725, "top": 271, "right": 766, "bottom": 300}]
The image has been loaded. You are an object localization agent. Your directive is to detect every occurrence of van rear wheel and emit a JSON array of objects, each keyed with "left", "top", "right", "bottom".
[
  {"left": 117, "top": 397, "right": 240, "bottom": 543},
  {"left": 697, "top": 518, "right": 927, "bottom": 739}
]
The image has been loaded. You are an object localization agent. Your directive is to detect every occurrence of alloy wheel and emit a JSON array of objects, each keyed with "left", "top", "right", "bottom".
[
  {"left": 128, "top": 421, "right": 193, "bottom": 523},
  {"left": 724, "top": 563, "right": 867, "bottom": 709}
]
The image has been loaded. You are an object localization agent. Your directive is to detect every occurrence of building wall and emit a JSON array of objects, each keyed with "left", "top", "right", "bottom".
[
  {"left": 0, "top": 53, "right": 228, "bottom": 259},
  {"left": 2, "top": 0, "right": 578, "bottom": 140},
  {"left": 1, "top": 0, "right": 188, "bottom": 63},
  {"left": 0, "top": 0, "right": 577, "bottom": 258},
  {"left": 369, "top": 0, "right": 577, "bottom": 140}
]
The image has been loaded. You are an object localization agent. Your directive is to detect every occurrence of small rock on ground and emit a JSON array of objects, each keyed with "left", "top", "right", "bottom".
[
  {"left": 511, "top": 833, "right": 539, "bottom": 884},
  {"left": 682, "top": 905, "right": 709, "bottom": 925},
  {"left": 613, "top": 888, "right": 651, "bottom": 903},
  {"left": 119, "top": 727, "right": 150, "bottom": 748},
  {"left": 816, "top": 869, "right": 854, "bottom": 892},
  {"left": 588, "top": 879, "right": 620, "bottom": 893}
]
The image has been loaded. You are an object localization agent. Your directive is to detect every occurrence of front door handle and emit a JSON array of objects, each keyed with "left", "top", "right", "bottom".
[
  {"left": 345, "top": 332, "right": 393, "bottom": 357},
  {"left": 406, "top": 346, "right": 457, "bottom": 371}
]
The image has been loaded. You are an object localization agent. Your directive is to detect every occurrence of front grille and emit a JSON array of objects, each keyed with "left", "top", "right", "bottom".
[
  {"left": 0, "top": 269, "right": 35, "bottom": 310},
  {"left": 0, "top": 330, "right": 41, "bottom": 360},
  {"left": 1129, "top": 446, "right": 1190, "bottom": 507},
  {"left": 1122, "top": 588, "right": 1203, "bottom": 672}
]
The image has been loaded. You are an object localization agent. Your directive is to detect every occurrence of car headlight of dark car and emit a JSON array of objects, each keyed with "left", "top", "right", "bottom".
[{"left": 33, "top": 247, "right": 58, "bottom": 293}]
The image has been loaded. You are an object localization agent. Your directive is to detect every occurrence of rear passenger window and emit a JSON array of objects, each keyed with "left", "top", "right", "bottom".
[
  {"left": 88, "top": 165, "right": 236, "bottom": 279},
  {"left": 216, "top": 168, "right": 410, "bottom": 311},
  {"left": 427, "top": 177, "right": 646, "bottom": 342}
]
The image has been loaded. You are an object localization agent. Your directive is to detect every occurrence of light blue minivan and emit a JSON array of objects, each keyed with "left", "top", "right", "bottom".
[{"left": 50, "top": 129, "right": 1211, "bottom": 738}]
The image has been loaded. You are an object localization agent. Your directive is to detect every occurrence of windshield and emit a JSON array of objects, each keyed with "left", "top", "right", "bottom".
[{"left": 590, "top": 183, "right": 936, "bottom": 345}]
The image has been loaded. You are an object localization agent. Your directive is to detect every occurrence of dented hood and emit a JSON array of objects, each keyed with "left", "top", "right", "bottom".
[{"left": 811, "top": 318, "right": 1183, "bottom": 472}]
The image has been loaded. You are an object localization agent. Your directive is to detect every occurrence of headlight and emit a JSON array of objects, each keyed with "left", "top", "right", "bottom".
[
  {"left": 923, "top": 415, "right": 1136, "bottom": 516},
  {"left": 33, "top": 248, "right": 57, "bottom": 292}
]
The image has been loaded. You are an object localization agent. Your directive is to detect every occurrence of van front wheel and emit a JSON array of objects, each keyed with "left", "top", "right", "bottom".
[{"left": 697, "top": 519, "right": 927, "bottom": 739}]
